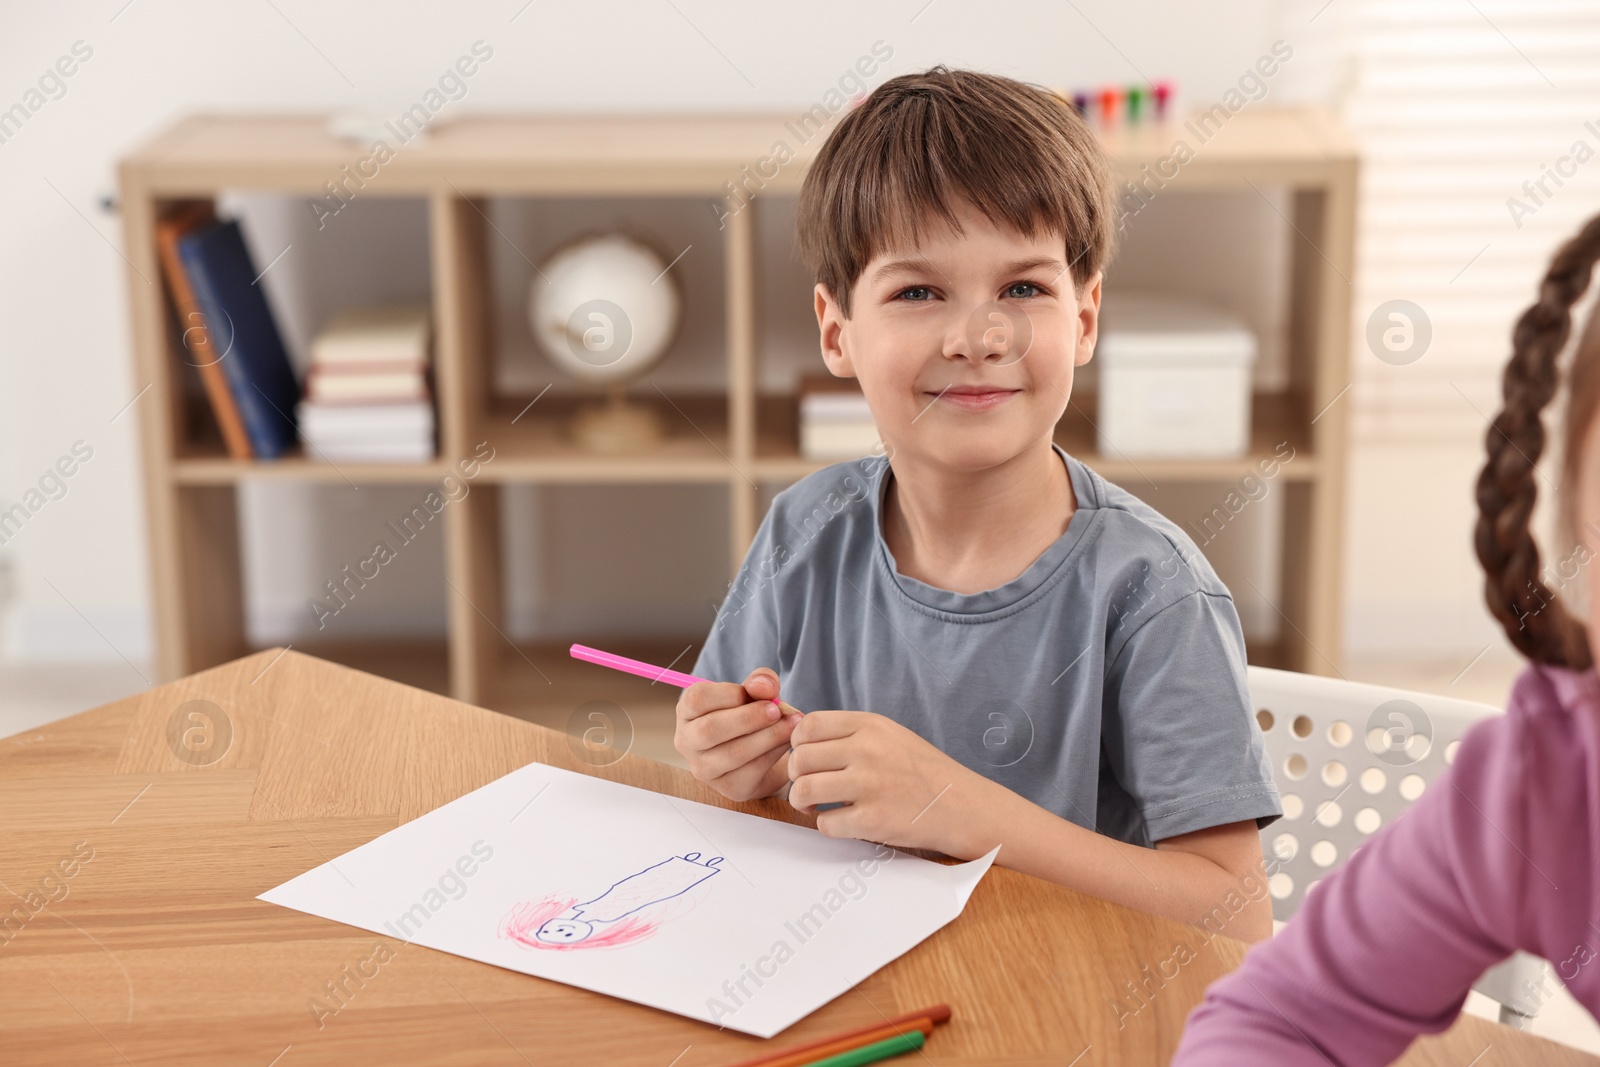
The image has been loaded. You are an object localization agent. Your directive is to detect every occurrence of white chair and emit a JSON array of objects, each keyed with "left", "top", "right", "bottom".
[{"left": 1247, "top": 665, "right": 1551, "bottom": 1029}]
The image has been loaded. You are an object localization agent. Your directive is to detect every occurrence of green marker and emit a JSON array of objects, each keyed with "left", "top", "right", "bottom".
[{"left": 804, "top": 1030, "right": 926, "bottom": 1067}]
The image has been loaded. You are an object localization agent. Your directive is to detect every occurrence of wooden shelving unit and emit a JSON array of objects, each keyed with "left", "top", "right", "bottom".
[{"left": 119, "top": 110, "right": 1357, "bottom": 712}]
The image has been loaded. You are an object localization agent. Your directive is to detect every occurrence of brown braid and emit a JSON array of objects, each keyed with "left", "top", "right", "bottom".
[{"left": 1474, "top": 212, "right": 1600, "bottom": 669}]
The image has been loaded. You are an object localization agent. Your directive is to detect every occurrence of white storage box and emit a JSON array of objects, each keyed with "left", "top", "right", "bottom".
[
  {"left": 1093, "top": 293, "right": 1256, "bottom": 458},
  {"left": 798, "top": 375, "right": 882, "bottom": 460}
]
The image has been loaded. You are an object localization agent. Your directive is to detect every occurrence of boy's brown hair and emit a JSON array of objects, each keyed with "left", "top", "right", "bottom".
[{"left": 796, "top": 65, "right": 1118, "bottom": 319}]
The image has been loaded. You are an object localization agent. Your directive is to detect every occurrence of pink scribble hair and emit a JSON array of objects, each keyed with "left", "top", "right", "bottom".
[{"left": 499, "top": 896, "right": 659, "bottom": 951}]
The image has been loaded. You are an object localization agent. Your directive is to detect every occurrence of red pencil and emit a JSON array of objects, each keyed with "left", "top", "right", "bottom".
[{"left": 719, "top": 1005, "right": 952, "bottom": 1067}]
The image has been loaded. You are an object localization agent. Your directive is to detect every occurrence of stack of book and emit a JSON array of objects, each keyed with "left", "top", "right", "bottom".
[
  {"left": 798, "top": 374, "right": 879, "bottom": 460},
  {"left": 297, "top": 304, "right": 436, "bottom": 463}
]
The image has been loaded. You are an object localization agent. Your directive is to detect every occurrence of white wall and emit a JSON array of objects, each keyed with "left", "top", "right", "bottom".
[
  {"left": 0, "top": 0, "right": 1369, "bottom": 670},
  {"left": 1329, "top": 0, "right": 1600, "bottom": 662}
]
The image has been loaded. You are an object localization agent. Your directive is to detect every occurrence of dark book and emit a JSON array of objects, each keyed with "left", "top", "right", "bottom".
[
  {"left": 155, "top": 202, "right": 254, "bottom": 459},
  {"left": 177, "top": 219, "right": 300, "bottom": 459}
]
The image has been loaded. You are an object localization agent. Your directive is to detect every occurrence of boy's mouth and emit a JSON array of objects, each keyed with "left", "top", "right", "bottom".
[{"left": 926, "top": 385, "right": 1021, "bottom": 412}]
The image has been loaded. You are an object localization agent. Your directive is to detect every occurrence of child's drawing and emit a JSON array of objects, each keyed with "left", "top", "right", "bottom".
[{"left": 500, "top": 851, "right": 723, "bottom": 951}]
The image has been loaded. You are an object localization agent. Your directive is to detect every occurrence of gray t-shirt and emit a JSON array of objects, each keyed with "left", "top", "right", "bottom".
[{"left": 693, "top": 443, "right": 1281, "bottom": 848}]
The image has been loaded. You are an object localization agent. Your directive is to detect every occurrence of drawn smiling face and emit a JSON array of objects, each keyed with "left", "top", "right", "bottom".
[{"left": 535, "top": 918, "right": 594, "bottom": 944}]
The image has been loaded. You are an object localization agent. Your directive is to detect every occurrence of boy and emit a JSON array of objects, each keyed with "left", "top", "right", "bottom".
[{"left": 677, "top": 67, "right": 1281, "bottom": 940}]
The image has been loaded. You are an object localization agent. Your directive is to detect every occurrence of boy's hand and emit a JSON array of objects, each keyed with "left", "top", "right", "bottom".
[
  {"left": 787, "top": 711, "right": 1002, "bottom": 857},
  {"left": 675, "top": 668, "right": 802, "bottom": 802}
]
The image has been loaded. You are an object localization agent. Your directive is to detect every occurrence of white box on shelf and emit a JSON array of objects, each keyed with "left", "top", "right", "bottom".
[
  {"left": 800, "top": 421, "right": 883, "bottom": 460},
  {"left": 798, "top": 376, "right": 881, "bottom": 460},
  {"left": 1093, "top": 293, "right": 1257, "bottom": 459}
]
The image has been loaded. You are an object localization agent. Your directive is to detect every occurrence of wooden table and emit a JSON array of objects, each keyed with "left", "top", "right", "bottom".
[{"left": 1, "top": 650, "right": 1591, "bottom": 1066}]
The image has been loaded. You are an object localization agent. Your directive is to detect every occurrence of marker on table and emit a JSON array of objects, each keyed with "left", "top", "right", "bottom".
[
  {"left": 803, "top": 1031, "right": 925, "bottom": 1067},
  {"left": 567, "top": 643, "right": 841, "bottom": 810},
  {"left": 721, "top": 1004, "right": 950, "bottom": 1067}
]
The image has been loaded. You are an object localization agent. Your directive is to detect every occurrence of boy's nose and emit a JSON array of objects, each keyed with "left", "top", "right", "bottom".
[{"left": 945, "top": 301, "right": 1033, "bottom": 365}]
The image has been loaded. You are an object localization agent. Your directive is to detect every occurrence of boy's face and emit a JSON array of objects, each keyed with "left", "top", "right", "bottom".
[{"left": 814, "top": 197, "right": 1100, "bottom": 474}]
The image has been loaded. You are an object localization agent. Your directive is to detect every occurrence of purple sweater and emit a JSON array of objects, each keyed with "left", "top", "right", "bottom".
[{"left": 1174, "top": 663, "right": 1600, "bottom": 1065}]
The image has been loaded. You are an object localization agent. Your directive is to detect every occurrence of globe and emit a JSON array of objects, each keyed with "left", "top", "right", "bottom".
[{"left": 529, "top": 233, "right": 683, "bottom": 453}]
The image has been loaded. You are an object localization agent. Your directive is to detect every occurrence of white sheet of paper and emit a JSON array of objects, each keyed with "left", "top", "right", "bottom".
[{"left": 258, "top": 760, "right": 998, "bottom": 1037}]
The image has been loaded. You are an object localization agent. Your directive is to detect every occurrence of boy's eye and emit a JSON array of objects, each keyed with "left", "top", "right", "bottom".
[{"left": 892, "top": 282, "right": 1046, "bottom": 301}]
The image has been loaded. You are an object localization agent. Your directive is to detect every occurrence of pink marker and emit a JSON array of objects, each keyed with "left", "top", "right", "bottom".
[
  {"left": 569, "top": 643, "right": 707, "bottom": 688},
  {"left": 567, "top": 643, "right": 801, "bottom": 717}
]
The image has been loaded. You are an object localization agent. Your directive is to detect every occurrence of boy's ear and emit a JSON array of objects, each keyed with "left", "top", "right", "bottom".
[
  {"left": 1074, "top": 270, "right": 1103, "bottom": 368},
  {"left": 815, "top": 282, "right": 857, "bottom": 377}
]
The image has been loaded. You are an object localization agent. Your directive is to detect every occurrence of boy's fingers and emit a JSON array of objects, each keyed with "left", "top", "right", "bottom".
[
  {"left": 692, "top": 700, "right": 791, "bottom": 753},
  {"left": 700, "top": 703, "right": 800, "bottom": 764},
  {"left": 709, "top": 736, "right": 791, "bottom": 797},
  {"left": 788, "top": 768, "right": 853, "bottom": 813},
  {"left": 789, "top": 709, "right": 856, "bottom": 744},
  {"left": 678, "top": 680, "right": 748, "bottom": 721},
  {"left": 743, "top": 668, "right": 779, "bottom": 702},
  {"left": 700, "top": 715, "right": 797, "bottom": 778},
  {"left": 679, "top": 672, "right": 781, "bottom": 721},
  {"left": 812, "top": 804, "right": 856, "bottom": 839},
  {"left": 787, "top": 736, "right": 850, "bottom": 778}
]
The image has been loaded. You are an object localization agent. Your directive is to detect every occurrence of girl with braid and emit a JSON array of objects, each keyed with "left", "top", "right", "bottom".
[{"left": 1175, "top": 213, "right": 1600, "bottom": 1064}]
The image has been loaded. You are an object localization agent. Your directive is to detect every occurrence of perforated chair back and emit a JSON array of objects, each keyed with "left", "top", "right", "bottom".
[{"left": 1246, "top": 665, "right": 1548, "bottom": 1022}]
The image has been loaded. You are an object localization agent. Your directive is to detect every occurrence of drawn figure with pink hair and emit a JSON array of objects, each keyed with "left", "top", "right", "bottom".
[{"left": 501, "top": 851, "right": 724, "bottom": 951}]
